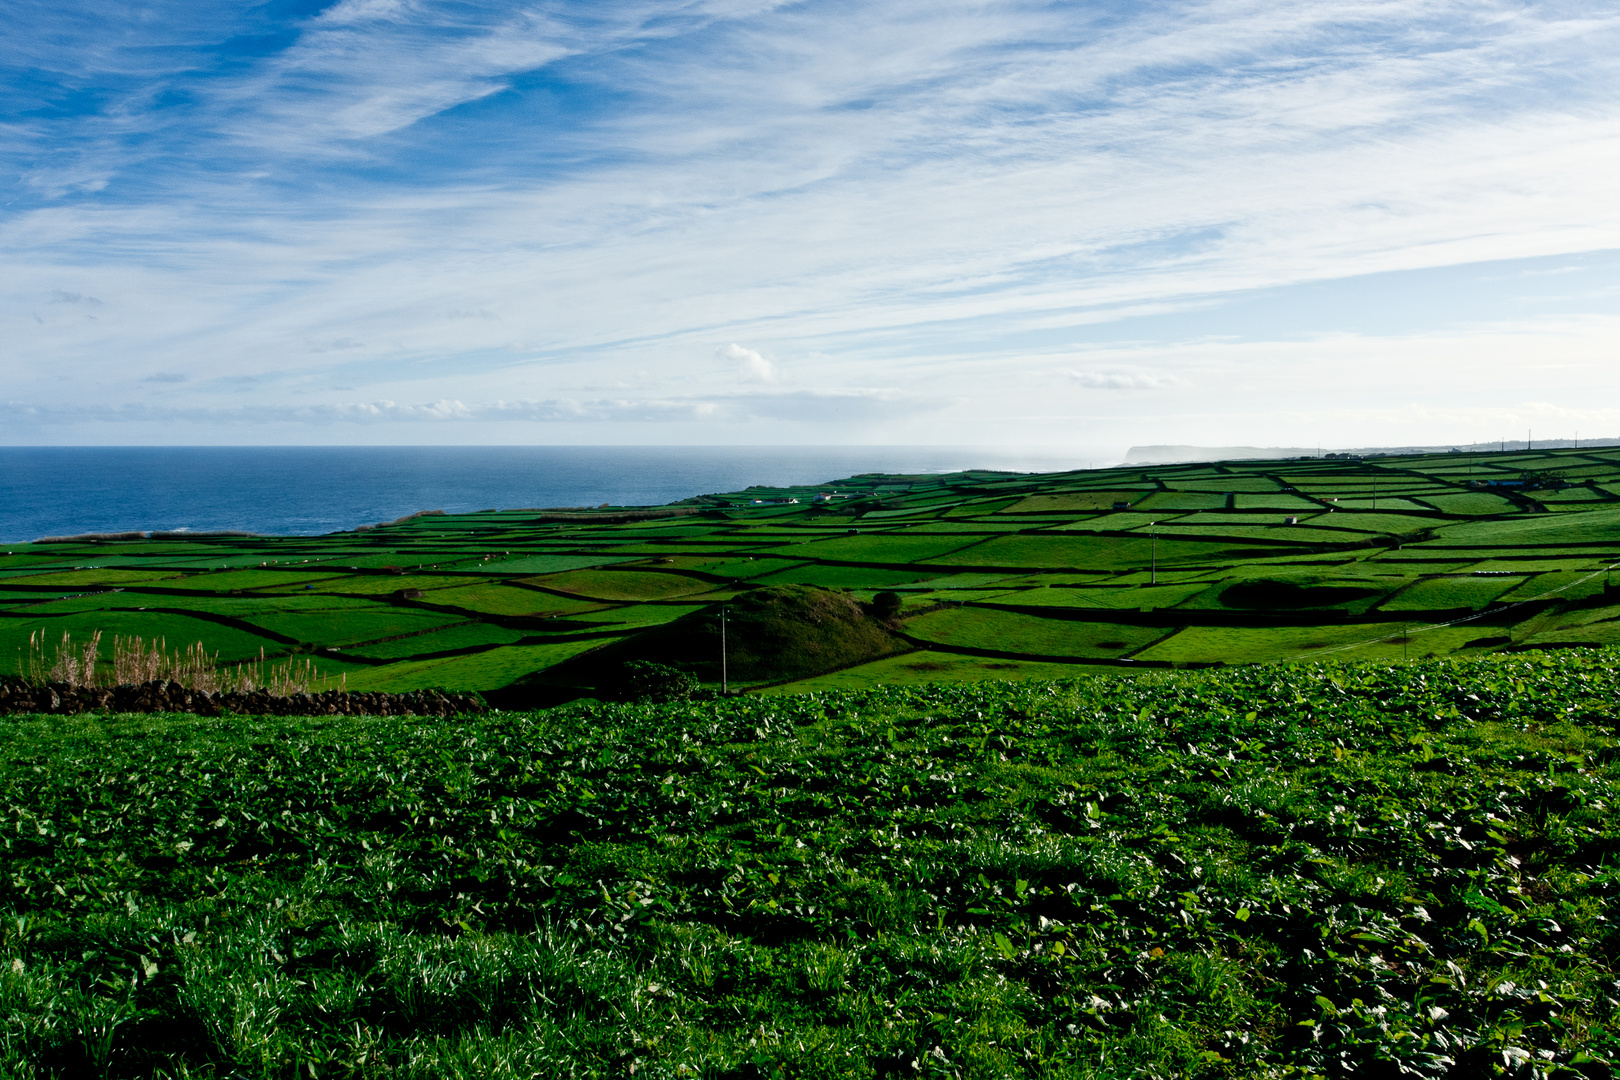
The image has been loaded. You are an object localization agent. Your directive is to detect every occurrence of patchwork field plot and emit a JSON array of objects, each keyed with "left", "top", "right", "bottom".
[
  {"left": 520, "top": 568, "right": 713, "bottom": 601},
  {"left": 905, "top": 606, "right": 1170, "bottom": 658},
  {"left": 1376, "top": 574, "right": 1525, "bottom": 610},
  {"left": 8, "top": 445, "right": 1620, "bottom": 696},
  {"left": 1131, "top": 621, "right": 1499, "bottom": 662}
]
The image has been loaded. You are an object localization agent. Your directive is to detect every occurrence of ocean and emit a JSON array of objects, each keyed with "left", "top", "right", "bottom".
[{"left": 0, "top": 446, "right": 1088, "bottom": 543}]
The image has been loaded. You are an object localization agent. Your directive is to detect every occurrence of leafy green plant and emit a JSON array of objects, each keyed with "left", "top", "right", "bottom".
[{"left": 1, "top": 653, "right": 1617, "bottom": 1076}]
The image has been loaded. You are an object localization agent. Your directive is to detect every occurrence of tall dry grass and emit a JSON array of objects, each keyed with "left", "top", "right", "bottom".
[{"left": 17, "top": 630, "right": 343, "bottom": 696}]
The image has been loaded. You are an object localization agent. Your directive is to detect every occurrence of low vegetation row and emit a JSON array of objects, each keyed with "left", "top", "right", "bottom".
[
  {"left": 1, "top": 653, "right": 1616, "bottom": 1077},
  {"left": 0, "top": 677, "right": 486, "bottom": 718}
]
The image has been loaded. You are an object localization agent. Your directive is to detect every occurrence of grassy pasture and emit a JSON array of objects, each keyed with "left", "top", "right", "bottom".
[
  {"left": 175, "top": 567, "right": 369, "bottom": 591},
  {"left": 419, "top": 583, "right": 609, "bottom": 617},
  {"left": 1, "top": 567, "right": 187, "bottom": 587},
  {"left": 520, "top": 568, "right": 713, "bottom": 601},
  {"left": 1136, "top": 621, "right": 1514, "bottom": 662},
  {"left": 907, "top": 572, "right": 1021, "bottom": 590},
  {"left": 1418, "top": 491, "right": 1522, "bottom": 514},
  {"left": 469, "top": 553, "right": 640, "bottom": 575},
  {"left": 1495, "top": 571, "right": 1613, "bottom": 603},
  {"left": 568, "top": 603, "right": 706, "bottom": 629},
  {"left": 117, "top": 595, "right": 384, "bottom": 619},
  {"left": 1139, "top": 522, "right": 1332, "bottom": 544},
  {"left": 1130, "top": 491, "right": 1226, "bottom": 511},
  {"left": 1003, "top": 491, "right": 1153, "bottom": 513},
  {"left": 1330, "top": 497, "right": 1444, "bottom": 512},
  {"left": 0, "top": 610, "right": 288, "bottom": 667},
  {"left": 1435, "top": 504, "right": 1620, "bottom": 544},
  {"left": 904, "top": 606, "right": 1169, "bottom": 657},
  {"left": 1523, "top": 620, "right": 1620, "bottom": 646},
  {"left": 942, "top": 497, "right": 1020, "bottom": 515},
  {"left": 11, "top": 445, "right": 1620, "bottom": 693},
  {"left": 1231, "top": 493, "right": 1321, "bottom": 511},
  {"left": 341, "top": 622, "right": 527, "bottom": 660},
  {"left": 1008, "top": 582, "right": 1216, "bottom": 609},
  {"left": 1376, "top": 575, "right": 1525, "bottom": 610},
  {"left": 752, "top": 564, "right": 937, "bottom": 588},
  {"left": 1157, "top": 477, "right": 1283, "bottom": 492},
  {"left": 785, "top": 534, "right": 987, "bottom": 564},
  {"left": 237, "top": 606, "right": 464, "bottom": 648},
  {"left": 3, "top": 593, "right": 162, "bottom": 617},
  {"left": 337, "top": 638, "right": 618, "bottom": 691},
  {"left": 1051, "top": 512, "right": 1185, "bottom": 532},
  {"left": 264, "top": 574, "right": 474, "bottom": 596},
  {"left": 1529, "top": 488, "right": 1607, "bottom": 508},
  {"left": 658, "top": 555, "right": 806, "bottom": 578},
  {"left": 768, "top": 649, "right": 1090, "bottom": 691},
  {"left": 907, "top": 520, "right": 1043, "bottom": 533}
]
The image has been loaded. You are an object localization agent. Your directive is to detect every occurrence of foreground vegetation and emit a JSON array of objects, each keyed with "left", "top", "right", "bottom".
[
  {"left": 7, "top": 445, "right": 1620, "bottom": 698},
  {"left": 3, "top": 653, "right": 1617, "bottom": 1077}
]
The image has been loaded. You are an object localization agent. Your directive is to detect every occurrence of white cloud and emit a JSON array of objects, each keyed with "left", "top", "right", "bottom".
[
  {"left": 5, "top": 0, "right": 1620, "bottom": 450},
  {"left": 0, "top": 388, "right": 941, "bottom": 428},
  {"left": 1064, "top": 370, "right": 1180, "bottom": 391},
  {"left": 719, "top": 343, "right": 775, "bottom": 382}
]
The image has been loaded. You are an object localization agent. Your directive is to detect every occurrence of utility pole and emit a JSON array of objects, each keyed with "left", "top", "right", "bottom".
[
  {"left": 1528, "top": 429, "right": 1532, "bottom": 452},
  {"left": 1150, "top": 525, "right": 1157, "bottom": 584},
  {"left": 720, "top": 606, "right": 728, "bottom": 696}
]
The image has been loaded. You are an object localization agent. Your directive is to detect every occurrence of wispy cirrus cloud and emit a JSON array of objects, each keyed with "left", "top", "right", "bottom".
[
  {"left": 0, "top": 387, "right": 941, "bottom": 427},
  {"left": 3, "top": 0, "right": 1620, "bottom": 450}
]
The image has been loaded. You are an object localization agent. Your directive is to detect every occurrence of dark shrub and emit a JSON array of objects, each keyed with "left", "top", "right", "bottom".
[{"left": 617, "top": 660, "right": 699, "bottom": 703}]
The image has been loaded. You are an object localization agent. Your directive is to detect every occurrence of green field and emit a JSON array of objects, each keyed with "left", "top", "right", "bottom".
[
  {"left": 905, "top": 606, "right": 1170, "bottom": 657},
  {"left": 7, "top": 656, "right": 1617, "bottom": 1076},
  {"left": 8, "top": 445, "right": 1620, "bottom": 697}
]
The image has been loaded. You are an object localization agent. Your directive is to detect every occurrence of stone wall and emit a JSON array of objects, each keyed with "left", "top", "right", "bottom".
[{"left": 0, "top": 678, "right": 486, "bottom": 717}]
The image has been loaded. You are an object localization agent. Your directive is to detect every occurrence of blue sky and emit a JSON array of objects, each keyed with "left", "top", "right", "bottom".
[{"left": 4, "top": 0, "right": 1620, "bottom": 456}]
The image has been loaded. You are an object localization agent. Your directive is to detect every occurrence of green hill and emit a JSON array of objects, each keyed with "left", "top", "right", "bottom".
[{"left": 500, "top": 584, "right": 905, "bottom": 703}]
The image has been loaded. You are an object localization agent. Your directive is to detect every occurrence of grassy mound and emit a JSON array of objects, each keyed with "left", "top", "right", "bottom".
[{"left": 508, "top": 584, "right": 906, "bottom": 702}]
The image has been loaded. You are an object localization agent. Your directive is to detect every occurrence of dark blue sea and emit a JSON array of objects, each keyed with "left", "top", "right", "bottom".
[{"left": 0, "top": 446, "right": 1086, "bottom": 543}]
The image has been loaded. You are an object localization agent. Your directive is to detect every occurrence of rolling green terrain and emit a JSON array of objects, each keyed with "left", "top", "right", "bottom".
[
  {"left": 2, "top": 656, "right": 1617, "bottom": 1077},
  {"left": 6, "top": 446, "right": 1620, "bottom": 699},
  {"left": 6, "top": 449, "right": 1620, "bottom": 1078}
]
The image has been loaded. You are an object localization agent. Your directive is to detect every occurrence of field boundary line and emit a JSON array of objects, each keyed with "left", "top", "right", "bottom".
[{"left": 1294, "top": 557, "right": 1620, "bottom": 660}]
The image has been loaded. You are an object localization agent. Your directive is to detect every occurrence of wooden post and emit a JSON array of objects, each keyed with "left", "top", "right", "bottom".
[{"left": 720, "top": 606, "right": 728, "bottom": 696}]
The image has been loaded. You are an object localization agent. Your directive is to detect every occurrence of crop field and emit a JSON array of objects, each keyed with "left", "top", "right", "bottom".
[
  {"left": 339, "top": 639, "right": 619, "bottom": 693},
  {"left": 4, "top": 656, "right": 1618, "bottom": 1076},
  {"left": 7, "top": 445, "right": 1620, "bottom": 697},
  {"left": 904, "top": 606, "right": 1171, "bottom": 658},
  {"left": 1130, "top": 622, "right": 1505, "bottom": 663},
  {"left": 1008, "top": 582, "right": 1216, "bottom": 610},
  {"left": 1377, "top": 575, "right": 1525, "bottom": 611}
]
